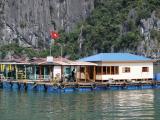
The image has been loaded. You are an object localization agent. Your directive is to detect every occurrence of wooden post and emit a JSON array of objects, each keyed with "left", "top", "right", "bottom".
[
  {"left": 75, "top": 65, "right": 77, "bottom": 83},
  {"left": 15, "top": 65, "right": 18, "bottom": 80},
  {"left": 85, "top": 66, "right": 87, "bottom": 83},
  {"left": 52, "top": 65, "right": 54, "bottom": 81},
  {"left": 43, "top": 66, "right": 45, "bottom": 80},
  {"left": 49, "top": 66, "right": 51, "bottom": 81},
  {"left": 6, "top": 65, "right": 8, "bottom": 79},
  {"left": 61, "top": 65, "right": 63, "bottom": 82},
  {"left": 76, "top": 66, "right": 78, "bottom": 83},
  {"left": 93, "top": 66, "right": 96, "bottom": 82},
  {"left": 79, "top": 66, "right": 81, "bottom": 83},
  {"left": 51, "top": 66, "right": 53, "bottom": 81},
  {"left": 24, "top": 65, "right": 27, "bottom": 80},
  {"left": 34, "top": 65, "right": 37, "bottom": 80},
  {"left": 39, "top": 65, "right": 42, "bottom": 80}
]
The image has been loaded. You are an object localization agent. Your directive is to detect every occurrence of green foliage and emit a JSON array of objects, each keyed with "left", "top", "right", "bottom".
[
  {"left": 0, "top": 44, "right": 50, "bottom": 59},
  {"left": 151, "top": 30, "right": 160, "bottom": 41},
  {"left": 58, "top": 0, "right": 160, "bottom": 59}
]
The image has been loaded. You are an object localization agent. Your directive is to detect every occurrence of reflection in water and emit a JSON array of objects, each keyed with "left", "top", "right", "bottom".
[
  {"left": 100, "top": 90, "right": 154, "bottom": 120},
  {"left": 0, "top": 90, "right": 159, "bottom": 120}
]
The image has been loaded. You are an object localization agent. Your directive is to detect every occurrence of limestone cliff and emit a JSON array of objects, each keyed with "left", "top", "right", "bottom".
[{"left": 0, "top": 0, "right": 94, "bottom": 48}]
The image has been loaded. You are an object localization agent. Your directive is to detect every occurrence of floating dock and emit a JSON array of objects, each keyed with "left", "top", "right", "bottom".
[{"left": 1, "top": 80, "right": 160, "bottom": 92}]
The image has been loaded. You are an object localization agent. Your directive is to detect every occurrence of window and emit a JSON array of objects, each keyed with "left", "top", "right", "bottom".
[
  {"left": 96, "top": 66, "right": 102, "bottom": 75},
  {"left": 106, "top": 66, "right": 119, "bottom": 75},
  {"left": 111, "top": 66, "right": 114, "bottom": 74},
  {"left": 122, "top": 67, "right": 130, "bottom": 73},
  {"left": 142, "top": 67, "right": 149, "bottom": 72},
  {"left": 114, "top": 66, "right": 119, "bottom": 74},
  {"left": 65, "top": 68, "right": 71, "bottom": 74},
  {"left": 103, "top": 66, "right": 106, "bottom": 74},
  {"left": 107, "top": 66, "right": 110, "bottom": 74}
]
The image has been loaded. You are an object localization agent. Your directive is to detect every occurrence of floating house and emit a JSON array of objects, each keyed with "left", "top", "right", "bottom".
[
  {"left": 79, "top": 53, "right": 156, "bottom": 83},
  {"left": 0, "top": 53, "right": 157, "bottom": 84},
  {"left": 0, "top": 53, "right": 159, "bottom": 92},
  {"left": 0, "top": 57, "right": 97, "bottom": 83}
]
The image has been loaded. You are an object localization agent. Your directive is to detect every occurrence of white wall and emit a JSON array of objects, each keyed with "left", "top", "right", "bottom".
[
  {"left": 96, "top": 62, "right": 153, "bottom": 80},
  {"left": 53, "top": 66, "right": 61, "bottom": 77}
]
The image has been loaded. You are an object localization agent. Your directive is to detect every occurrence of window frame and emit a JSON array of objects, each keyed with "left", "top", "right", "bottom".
[
  {"left": 142, "top": 67, "right": 149, "bottom": 72},
  {"left": 106, "top": 66, "right": 119, "bottom": 75},
  {"left": 122, "top": 67, "right": 130, "bottom": 73},
  {"left": 96, "top": 66, "right": 102, "bottom": 75}
]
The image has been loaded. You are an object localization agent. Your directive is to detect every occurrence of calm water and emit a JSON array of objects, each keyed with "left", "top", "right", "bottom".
[{"left": 0, "top": 89, "right": 160, "bottom": 120}]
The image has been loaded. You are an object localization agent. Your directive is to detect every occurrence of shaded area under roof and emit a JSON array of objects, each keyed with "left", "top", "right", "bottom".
[
  {"left": 79, "top": 53, "right": 154, "bottom": 62},
  {"left": 0, "top": 57, "right": 97, "bottom": 66}
]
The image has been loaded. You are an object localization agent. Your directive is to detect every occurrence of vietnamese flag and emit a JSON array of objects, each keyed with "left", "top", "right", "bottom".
[{"left": 50, "top": 31, "right": 60, "bottom": 39}]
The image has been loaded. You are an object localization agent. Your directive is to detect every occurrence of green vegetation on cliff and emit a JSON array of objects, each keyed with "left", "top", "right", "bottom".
[{"left": 58, "top": 0, "right": 160, "bottom": 59}]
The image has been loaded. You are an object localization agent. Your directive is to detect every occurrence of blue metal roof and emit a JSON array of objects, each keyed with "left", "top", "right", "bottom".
[{"left": 79, "top": 53, "right": 152, "bottom": 62}]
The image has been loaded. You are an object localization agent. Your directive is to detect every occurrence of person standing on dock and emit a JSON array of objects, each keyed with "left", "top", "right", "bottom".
[{"left": 71, "top": 69, "right": 76, "bottom": 82}]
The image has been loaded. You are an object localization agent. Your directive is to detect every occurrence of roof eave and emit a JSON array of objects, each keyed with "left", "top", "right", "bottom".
[{"left": 101, "top": 60, "right": 157, "bottom": 63}]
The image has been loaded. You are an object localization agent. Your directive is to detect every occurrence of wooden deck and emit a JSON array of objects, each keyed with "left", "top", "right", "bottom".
[{"left": 1, "top": 79, "right": 157, "bottom": 85}]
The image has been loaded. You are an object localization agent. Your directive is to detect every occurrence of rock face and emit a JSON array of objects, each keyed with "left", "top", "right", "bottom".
[
  {"left": 0, "top": 0, "right": 94, "bottom": 48},
  {"left": 138, "top": 11, "right": 160, "bottom": 58},
  {"left": 121, "top": 9, "right": 160, "bottom": 58}
]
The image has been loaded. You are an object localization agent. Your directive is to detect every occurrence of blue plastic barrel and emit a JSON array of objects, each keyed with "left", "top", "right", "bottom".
[
  {"left": 19, "top": 83, "right": 26, "bottom": 91},
  {"left": 127, "top": 85, "right": 137, "bottom": 90},
  {"left": 36, "top": 84, "right": 45, "bottom": 91},
  {"left": 155, "top": 73, "right": 160, "bottom": 81},
  {"left": 12, "top": 82, "right": 19, "bottom": 90},
  {"left": 3, "top": 81, "right": 12, "bottom": 89},
  {"left": 142, "top": 85, "right": 153, "bottom": 89},
  {"left": 46, "top": 85, "right": 59, "bottom": 92},
  {"left": 63, "top": 87, "right": 75, "bottom": 92},
  {"left": 94, "top": 86, "right": 106, "bottom": 90},
  {"left": 46, "top": 85, "right": 55, "bottom": 92},
  {"left": 110, "top": 86, "right": 121, "bottom": 90},
  {"left": 0, "top": 82, "right": 2, "bottom": 88},
  {"left": 78, "top": 87, "right": 92, "bottom": 92},
  {"left": 27, "top": 83, "right": 36, "bottom": 91},
  {"left": 155, "top": 84, "right": 160, "bottom": 89}
]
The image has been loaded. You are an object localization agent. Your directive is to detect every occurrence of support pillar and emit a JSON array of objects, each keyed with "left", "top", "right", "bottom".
[
  {"left": 93, "top": 66, "right": 96, "bottom": 82},
  {"left": 49, "top": 66, "right": 51, "bottom": 81},
  {"left": 52, "top": 66, "right": 54, "bottom": 81},
  {"left": 43, "top": 66, "right": 46, "bottom": 80},
  {"left": 61, "top": 66, "right": 63, "bottom": 82},
  {"left": 24, "top": 65, "right": 27, "bottom": 80},
  {"left": 85, "top": 66, "right": 87, "bottom": 83},
  {"left": 75, "top": 66, "right": 77, "bottom": 83},
  {"left": 6, "top": 65, "right": 8, "bottom": 79},
  {"left": 39, "top": 66, "right": 42, "bottom": 80},
  {"left": 34, "top": 66, "right": 37, "bottom": 80},
  {"left": 15, "top": 65, "right": 18, "bottom": 80},
  {"left": 79, "top": 66, "right": 81, "bottom": 83},
  {"left": 101, "top": 66, "right": 103, "bottom": 83}
]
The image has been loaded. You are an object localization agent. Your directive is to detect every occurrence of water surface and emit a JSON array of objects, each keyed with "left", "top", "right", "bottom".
[{"left": 0, "top": 89, "right": 160, "bottom": 120}]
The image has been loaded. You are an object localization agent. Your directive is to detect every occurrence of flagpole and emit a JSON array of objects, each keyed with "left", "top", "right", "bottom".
[
  {"left": 50, "top": 39, "right": 54, "bottom": 56},
  {"left": 61, "top": 44, "right": 62, "bottom": 61},
  {"left": 50, "top": 42, "right": 51, "bottom": 56}
]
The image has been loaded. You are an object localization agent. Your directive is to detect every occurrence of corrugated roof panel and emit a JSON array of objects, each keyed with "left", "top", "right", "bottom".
[{"left": 79, "top": 53, "right": 152, "bottom": 62}]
